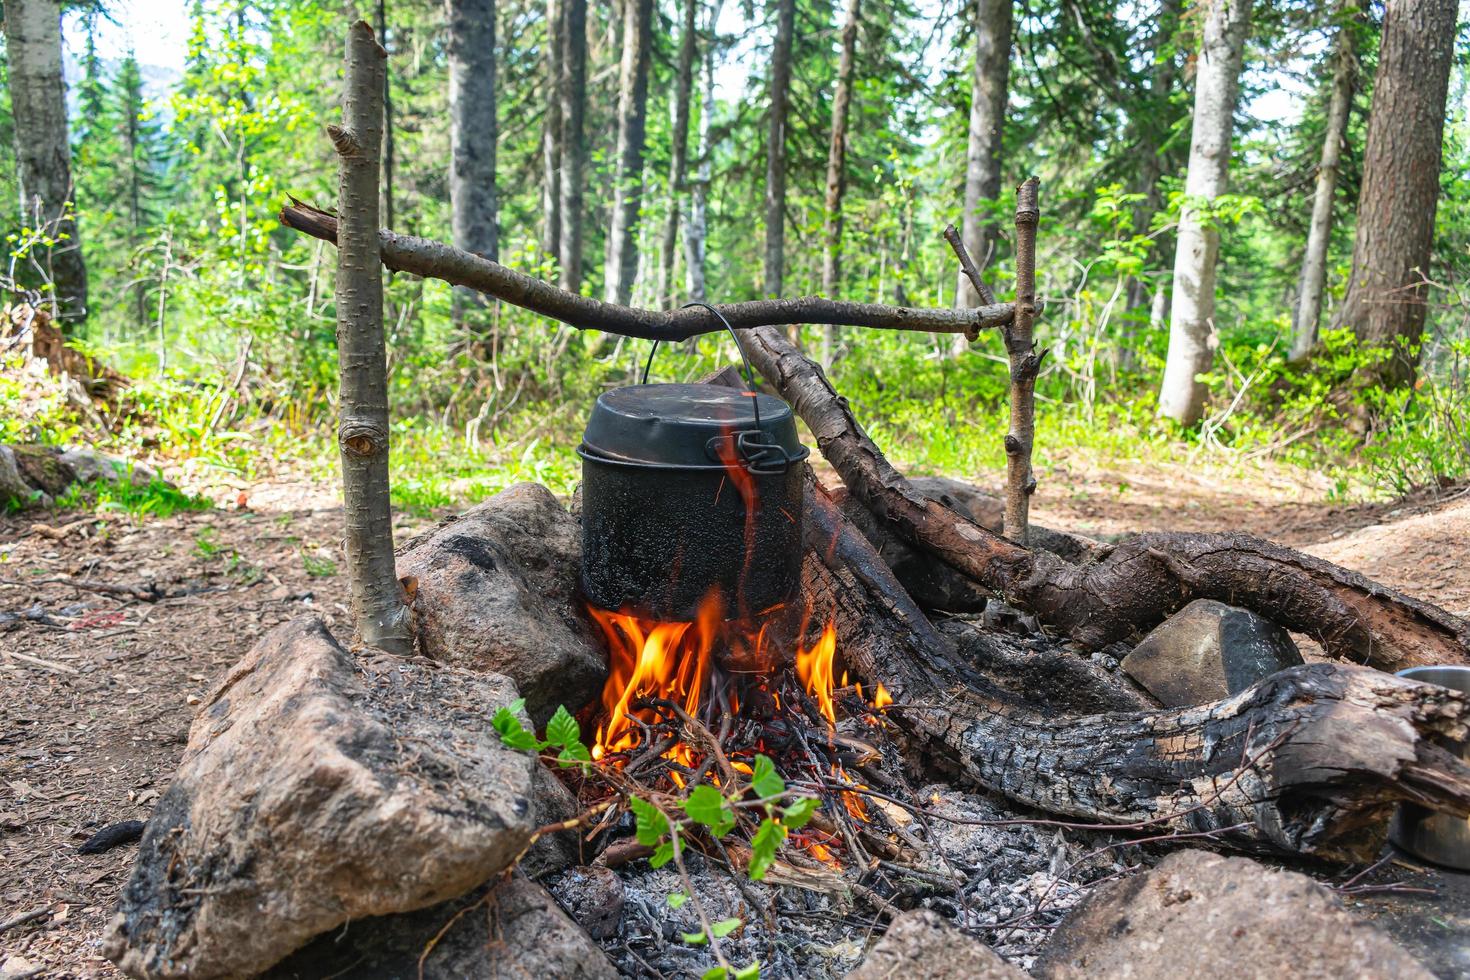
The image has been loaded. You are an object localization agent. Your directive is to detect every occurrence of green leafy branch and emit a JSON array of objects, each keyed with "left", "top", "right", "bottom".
[{"left": 490, "top": 700, "right": 593, "bottom": 769}]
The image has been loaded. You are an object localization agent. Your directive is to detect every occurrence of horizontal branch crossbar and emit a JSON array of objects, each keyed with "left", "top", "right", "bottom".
[{"left": 280, "top": 200, "right": 1014, "bottom": 342}]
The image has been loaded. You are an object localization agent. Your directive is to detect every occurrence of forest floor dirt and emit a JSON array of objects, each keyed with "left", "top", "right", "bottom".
[{"left": 2, "top": 458, "right": 1468, "bottom": 978}]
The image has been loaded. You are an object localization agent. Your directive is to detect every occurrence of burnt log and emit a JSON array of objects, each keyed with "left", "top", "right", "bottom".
[{"left": 799, "top": 477, "right": 1470, "bottom": 863}]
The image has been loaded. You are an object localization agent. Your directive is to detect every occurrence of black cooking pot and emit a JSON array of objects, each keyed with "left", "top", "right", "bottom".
[{"left": 578, "top": 324, "right": 809, "bottom": 621}]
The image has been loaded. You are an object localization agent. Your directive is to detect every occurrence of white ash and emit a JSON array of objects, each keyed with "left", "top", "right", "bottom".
[{"left": 547, "top": 785, "right": 1134, "bottom": 977}]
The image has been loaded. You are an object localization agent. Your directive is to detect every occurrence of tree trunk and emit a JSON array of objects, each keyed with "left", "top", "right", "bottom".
[
  {"left": 819, "top": 0, "right": 861, "bottom": 366},
  {"left": 375, "top": 0, "right": 396, "bottom": 231},
  {"left": 4, "top": 0, "right": 88, "bottom": 323},
  {"left": 559, "top": 0, "right": 588, "bottom": 294},
  {"left": 684, "top": 0, "right": 722, "bottom": 303},
  {"left": 1290, "top": 0, "right": 1358, "bottom": 361},
  {"left": 604, "top": 0, "right": 654, "bottom": 306},
  {"left": 1004, "top": 178, "right": 1039, "bottom": 542},
  {"left": 542, "top": 0, "right": 563, "bottom": 265},
  {"left": 329, "top": 22, "right": 412, "bottom": 656},
  {"left": 1157, "top": 0, "right": 1251, "bottom": 425},
  {"left": 1335, "top": 0, "right": 1457, "bottom": 386},
  {"left": 955, "top": 0, "right": 1011, "bottom": 311},
  {"left": 1119, "top": 0, "right": 1183, "bottom": 369},
  {"left": 446, "top": 0, "right": 498, "bottom": 329},
  {"left": 764, "top": 0, "right": 795, "bottom": 300},
  {"left": 659, "top": 0, "right": 698, "bottom": 310}
]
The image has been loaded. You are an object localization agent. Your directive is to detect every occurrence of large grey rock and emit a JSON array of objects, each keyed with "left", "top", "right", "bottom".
[
  {"left": 522, "top": 762, "right": 586, "bottom": 879},
  {"left": 1034, "top": 849, "right": 1433, "bottom": 979},
  {"left": 104, "top": 617, "right": 539, "bottom": 980},
  {"left": 265, "top": 876, "right": 619, "bottom": 980},
  {"left": 847, "top": 909, "right": 1025, "bottom": 979},
  {"left": 1121, "top": 598, "right": 1304, "bottom": 707},
  {"left": 398, "top": 483, "right": 605, "bottom": 724},
  {"left": 58, "top": 446, "right": 159, "bottom": 485}
]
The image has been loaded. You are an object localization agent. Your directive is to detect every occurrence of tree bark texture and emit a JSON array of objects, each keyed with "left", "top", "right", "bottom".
[
  {"left": 330, "top": 22, "right": 413, "bottom": 656},
  {"left": 604, "top": 0, "right": 653, "bottom": 306},
  {"left": 1335, "top": 0, "right": 1457, "bottom": 386},
  {"left": 659, "top": 0, "right": 698, "bottom": 310},
  {"left": 280, "top": 201, "right": 1014, "bottom": 339},
  {"left": 1290, "top": 0, "right": 1358, "bottom": 361},
  {"left": 446, "top": 0, "right": 498, "bottom": 327},
  {"left": 375, "top": 0, "right": 396, "bottom": 231},
  {"left": 796, "top": 473, "right": 1470, "bottom": 862},
  {"left": 734, "top": 323, "right": 1470, "bottom": 673},
  {"left": 559, "top": 0, "right": 588, "bottom": 293},
  {"left": 819, "top": 0, "right": 861, "bottom": 366},
  {"left": 1157, "top": 0, "right": 1251, "bottom": 425},
  {"left": 684, "top": 0, "right": 722, "bottom": 303},
  {"left": 955, "top": 0, "right": 1011, "bottom": 311},
  {"left": 542, "top": 0, "right": 563, "bottom": 264},
  {"left": 764, "top": 0, "right": 796, "bottom": 299},
  {"left": 1003, "top": 177, "right": 1039, "bottom": 542},
  {"left": 4, "top": 0, "right": 88, "bottom": 323}
]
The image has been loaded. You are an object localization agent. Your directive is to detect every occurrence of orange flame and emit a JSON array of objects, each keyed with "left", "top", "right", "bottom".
[
  {"left": 587, "top": 593, "right": 724, "bottom": 762},
  {"left": 794, "top": 620, "right": 839, "bottom": 725}
]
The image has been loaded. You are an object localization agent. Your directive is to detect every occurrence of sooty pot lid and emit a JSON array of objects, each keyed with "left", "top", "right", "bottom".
[{"left": 581, "top": 383, "right": 807, "bottom": 469}]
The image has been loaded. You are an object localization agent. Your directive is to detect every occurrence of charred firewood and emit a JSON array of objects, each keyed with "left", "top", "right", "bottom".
[{"left": 798, "top": 478, "right": 1470, "bottom": 863}]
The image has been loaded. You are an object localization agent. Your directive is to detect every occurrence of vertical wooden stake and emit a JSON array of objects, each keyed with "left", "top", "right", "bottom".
[
  {"left": 332, "top": 21, "right": 413, "bottom": 655},
  {"left": 1004, "top": 177, "right": 1041, "bottom": 545}
]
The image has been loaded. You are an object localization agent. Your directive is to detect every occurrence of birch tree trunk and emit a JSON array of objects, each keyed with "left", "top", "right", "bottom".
[
  {"left": 684, "top": 0, "right": 722, "bottom": 303},
  {"left": 542, "top": 0, "right": 563, "bottom": 266},
  {"left": 560, "top": 0, "right": 588, "bottom": 293},
  {"left": 330, "top": 21, "right": 413, "bottom": 656},
  {"left": 604, "top": 0, "right": 654, "bottom": 306},
  {"left": 954, "top": 0, "right": 1011, "bottom": 311},
  {"left": 764, "top": 0, "right": 796, "bottom": 301},
  {"left": 658, "top": 0, "right": 698, "bottom": 310},
  {"left": 4, "top": 0, "right": 88, "bottom": 323},
  {"left": 446, "top": 0, "right": 498, "bottom": 329},
  {"left": 1156, "top": 0, "right": 1251, "bottom": 425},
  {"left": 1335, "top": 0, "right": 1457, "bottom": 387},
  {"left": 819, "top": 0, "right": 861, "bottom": 367},
  {"left": 1290, "top": 0, "right": 1359, "bottom": 362}
]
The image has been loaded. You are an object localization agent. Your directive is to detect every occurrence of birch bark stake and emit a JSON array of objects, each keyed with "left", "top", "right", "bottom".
[
  {"left": 1004, "top": 177, "right": 1041, "bottom": 543},
  {"left": 330, "top": 21, "right": 413, "bottom": 655}
]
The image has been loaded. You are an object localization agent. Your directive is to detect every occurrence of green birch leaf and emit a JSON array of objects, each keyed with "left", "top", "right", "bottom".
[
  {"left": 748, "top": 817, "right": 786, "bottom": 881},
  {"left": 683, "top": 784, "right": 735, "bottom": 836},
  {"left": 710, "top": 917, "right": 742, "bottom": 939},
  {"left": 650, "top": 841, "right": 675, "bottom": 869},
  {"left": 750, "top": 754, "right": 785, "bottom": 799},
  {"left": 629, "top": 796, "right": 669, "bottom": 847},
  {"left": 545, "top": 704, "right": 579, "bottom": 748},
  {"left": 781, "top": 796, "right": 820, "bottom": 830}
]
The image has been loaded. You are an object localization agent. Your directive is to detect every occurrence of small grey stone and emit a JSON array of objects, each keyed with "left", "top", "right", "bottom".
[
  {"left": 846, "top": 909, "right": 1025, "bottom": 979},
  {"left": 1121, "top": 598, "right": 1303, "bottom": 707},
  {"left": 548, "top": 865, "right": 625, "bottom": 940}
]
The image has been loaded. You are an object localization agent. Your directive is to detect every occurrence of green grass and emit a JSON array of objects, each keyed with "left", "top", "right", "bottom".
[{"left": 51, "top": 475, "right": 214, "bottom": 520}]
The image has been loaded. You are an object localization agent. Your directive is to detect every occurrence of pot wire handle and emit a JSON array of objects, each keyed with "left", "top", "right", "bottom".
[{"left": 640, "top": 303, "right": 763, "bottom": 431}]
